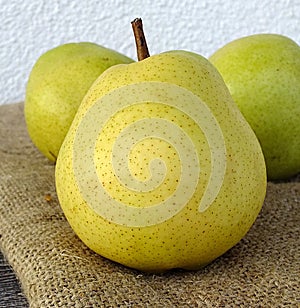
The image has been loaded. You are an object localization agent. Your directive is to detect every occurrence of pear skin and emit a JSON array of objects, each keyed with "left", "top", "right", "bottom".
[
  {"left": 25, "top": 42, "right": 133, "bottom": 161},
  {"left": 56, "top": 51, "right": 266, "bottom": 272},
  {"left": 210, "top": 34, "right": 300, "bottom": 180}
]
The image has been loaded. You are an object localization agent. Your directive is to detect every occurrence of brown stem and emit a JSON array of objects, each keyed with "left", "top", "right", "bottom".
[{"left": 131, "top": 18, "right": 150, "bottom": 61}]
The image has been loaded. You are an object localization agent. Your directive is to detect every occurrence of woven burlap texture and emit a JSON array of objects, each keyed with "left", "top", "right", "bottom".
[{"left": 0, "top": 103, "right": 299, "bottom": 307}]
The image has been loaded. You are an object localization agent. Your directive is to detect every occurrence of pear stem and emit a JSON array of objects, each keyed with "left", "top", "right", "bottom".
[{"left": 131, "top": 18, "right": 150, "bottom": 61}]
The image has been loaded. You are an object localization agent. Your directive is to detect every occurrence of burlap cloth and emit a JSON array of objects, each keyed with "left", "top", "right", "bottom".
[{"left": 0, "top": 102, "right": 299, "bottom": 307}]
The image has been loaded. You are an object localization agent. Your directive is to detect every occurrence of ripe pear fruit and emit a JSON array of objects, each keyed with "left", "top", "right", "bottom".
[
  {"left": 209, "top": 34, "right": 300, "bottom": 180},
  {"left": 55, "top": 20, "right": 266, "bottom": 272},
  {"left": 24, "top": 42, "right": 134, "bottom": 161}
]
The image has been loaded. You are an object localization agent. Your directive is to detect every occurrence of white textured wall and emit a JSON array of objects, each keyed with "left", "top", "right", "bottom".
[{"left": 1, "top": 0, "right": 299, "bottom": 105}]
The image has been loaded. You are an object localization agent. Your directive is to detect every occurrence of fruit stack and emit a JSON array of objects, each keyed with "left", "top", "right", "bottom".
[{"left": 24, "top": 18, "right": 299, "bottom": 272}]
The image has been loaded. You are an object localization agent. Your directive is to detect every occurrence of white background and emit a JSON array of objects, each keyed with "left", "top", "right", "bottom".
[{"left": 1, "top": 0, "right": 299, "bottom": 105}]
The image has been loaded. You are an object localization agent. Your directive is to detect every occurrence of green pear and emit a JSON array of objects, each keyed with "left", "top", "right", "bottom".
[
  {"left": 55, "top": 45, "right": 267, "bottom": 271},
  {"left": 209, "top": 34, "right": 300, "bottom": 180},
  {"left": 24, "top": 42, "right": 134, "bottom": 161}
]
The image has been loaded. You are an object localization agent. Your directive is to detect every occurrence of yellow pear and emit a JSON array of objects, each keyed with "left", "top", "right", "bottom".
[
  {"left": 25, "top": 42, "right": 133, "bottom": 161},
  {"left": 55, "top": 20, "right": 266, "bottom": 272}
]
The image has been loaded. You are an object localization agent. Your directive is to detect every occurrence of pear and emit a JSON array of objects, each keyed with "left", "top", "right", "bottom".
[
  {"left": 209, "top": 34, "right": 300, "bottom": 180},
  {"left": 24, "top": 42, "right": 134, "bottom": 161},
  {"left": 55, "top": 19, "right": 266, "bottom": 272}
]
